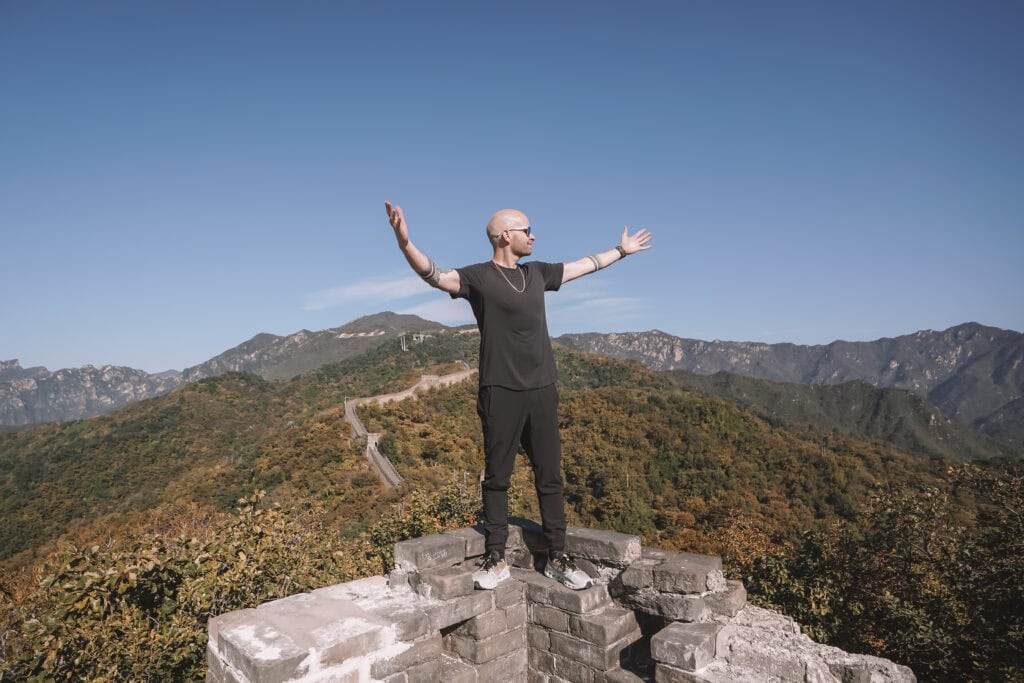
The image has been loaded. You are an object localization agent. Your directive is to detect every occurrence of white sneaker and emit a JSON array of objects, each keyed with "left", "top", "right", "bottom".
[
  {"left": 472, "top": 550, "right": 510, "bottom": 590},
  {"left": 544, "top": 552, "right": 593, "bottom": 590}
]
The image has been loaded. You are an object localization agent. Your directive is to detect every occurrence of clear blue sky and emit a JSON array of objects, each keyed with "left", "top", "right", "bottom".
[{"left": 2, "top": 1, "right": 1022, "bottom": 373}]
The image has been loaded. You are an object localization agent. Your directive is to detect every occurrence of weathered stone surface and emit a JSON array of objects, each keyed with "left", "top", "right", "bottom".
[
  {"left": 532, "top": 604, "right": 570, "bottom": 632},
  {"left": 475, "top": 646, "right": 528, "bottom": 680},
  {"left": 596, "top": 667, "right": 649, "bottom": 682},
  {"left": 705, "top": 580, "right": 747, "bottom": 618},
  {"left": 550, "top": 650, "right": 599, "bottom": 682},
  {"left": 452, "top": 608, "right": 507, "bottom": 640},
  {"left": 529, "top": 646, "right": 557, "bottom": 675},
  {"left": 617, "top": 586, "right": 708, "bottom": 622},
  {"left": 506, "top": 601, "right": 529, "bottom": 629},
  {"left": 211, "top": 592, "right": 394, "bottom": 683},
  {"left": 651, "top": 622, "right": 722, "bottom": 672},
  {"left": 417, "top": 564, "right": 475, "bottom": 600},
  {"left": 313, "top": 581, "right": 431, "bottom": 642},
  {"left": 448, "top": 625, "right": 527, "bottom": 664},
  {"left": 549, "top": 628, "right": 643, "bottom": 671},
  {"left": 423, "top": 590, "right": 494, "bottom": 630},
  {"left": 513, "top": 567, "right": 612, "bottom": 614},
  {"left": 444, "top": 525, "right": 487, "bottom": 558},
  {"left": 652, "top": 556, "right": 716, "bottom": 594},
  {"left": 439, "top": 653, "right": 477, "bottom": 683},
  {"left": 370, "top": 632, "right": 442, "bottom": 679},
  {"left": 495, "top": 576, "right": 527, "bottom": 608},
  {"left": 528, "top": 624, "right": 551, "bottom": 651},
  {"left": 565, "top": 527, "right": 642, "bottom": 567},
  {"left": 569, "top": 606, "right": 640, "bottom": 646},
  {"left": 394, "top": 533, "right": 465, "bottom": 572},
  {"left": 510, "top": 517, "right": 547, "bottom": 550}
]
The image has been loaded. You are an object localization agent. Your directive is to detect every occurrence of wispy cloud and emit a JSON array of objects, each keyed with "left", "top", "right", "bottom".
[
  {"left": 398, "top": 298, "right": 475, "bottom": 326},
  {"left": 302, "top": 275, "right": 428, "bottom": 311}
]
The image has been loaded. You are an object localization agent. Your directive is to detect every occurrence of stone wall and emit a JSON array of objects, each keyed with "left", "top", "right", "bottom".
[{"left": 206, "top": 520, "right": 916, "bottom": 682}]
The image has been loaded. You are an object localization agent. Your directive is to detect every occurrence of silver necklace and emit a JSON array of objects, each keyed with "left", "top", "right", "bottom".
[{"left": 492, "top": 261, "right": 526, "bottom": 293}]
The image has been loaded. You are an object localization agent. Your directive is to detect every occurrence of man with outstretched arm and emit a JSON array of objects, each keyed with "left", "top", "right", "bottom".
[{"left": 385, "top": 201, "right": 652, "bottom": 590}]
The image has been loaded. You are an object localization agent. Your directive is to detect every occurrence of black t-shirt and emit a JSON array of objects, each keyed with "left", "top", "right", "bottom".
[{"left": 451, "top": 260, "right": 564, "bottom": 390}]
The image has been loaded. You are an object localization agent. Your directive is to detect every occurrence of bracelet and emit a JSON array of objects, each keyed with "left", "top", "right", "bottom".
[{"left": 615, "top": 246, "right": 627, "bottom": 259}]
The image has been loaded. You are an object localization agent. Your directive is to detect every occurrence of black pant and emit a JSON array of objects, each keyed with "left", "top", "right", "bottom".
[{"left": 477, "top": 383, "right": 566, "bottom": 555}]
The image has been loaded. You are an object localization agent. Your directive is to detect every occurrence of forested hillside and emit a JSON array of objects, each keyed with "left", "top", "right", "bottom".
[{"left": 1, "top": 336, "right": 1020, "bottom": 680}]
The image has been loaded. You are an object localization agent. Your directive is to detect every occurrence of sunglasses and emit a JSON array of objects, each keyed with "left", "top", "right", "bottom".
[{"left": 506, "top": 226, "right": 532, "bottom": 237}]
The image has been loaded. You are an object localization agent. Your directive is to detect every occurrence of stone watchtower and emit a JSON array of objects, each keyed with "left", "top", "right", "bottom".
[{"left": 206, "top": 520, "right": 915, "bottom": 682}]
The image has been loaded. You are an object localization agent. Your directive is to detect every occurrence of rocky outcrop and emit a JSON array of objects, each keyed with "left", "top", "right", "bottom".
[
  {"left": 0, "top": 359, "right": 182, "bottom": 426},
  {"left": 557, "top": 323, "right": 1024, "bottom": 438},
  {"left": 207, "top": 522, "right": 914, "bottom": 682}
]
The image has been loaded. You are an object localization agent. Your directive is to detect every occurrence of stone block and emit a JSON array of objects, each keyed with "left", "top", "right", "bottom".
[
  {"left": 654, "top": 663, "right": 705, "bottom": 682},
  {"left": 617, "top": 557, "right": 660, "bottom": 589},
  {"left": 452, "top": 608, "right": 507, "bottom": 640},
  {"left": 416, "top": 564, "right": 475, "bottom": 600},
  {"left": 532, "top": 603, "right": 570, "bottom": 632},
  {"left": 394, "top": 533, "right": 466, "bottom": 572},
  {"left": 495, "top": 576, "right": 527, "bottom": 607},
  {"left": 565, "top": 527, "right": 642, "bottom": 567},
  {"left": 475, "top": 646, "right": 529, "bottom": 681},
  {"left": 423, "top": 590, "right": 494, "bottom": 630},
  {"left": 510, "top": 517, "right": 548, "bottom": 550},
  {"left": 528, "top": 624, "right": 551, "bottom": 651},
  {"left": 312, "top": 584, "right": 431, "bottom": 642},
  {"left": 447, "top": 625, "right": 526, "bottom": 664},
  {"left": 596, "top": 667, "right": 650, "bottom": 683},
  {"left": 212, "top": 592, "right": 392, "bottom": 682},
  {"left": 551, "top": 651, "right": 599, "bottom": 683},
  {"left": 650, "top": 622, "right": 722, "bottom": 672},
  {"left": 513, "top": 567, "right": 612, "bottom": 614},
  {"left": 569, "top": 606, "right": 640, "bottom": 647},
  {"left": 506, "top": 601, "right": 528, "bottom": 629},
  {"left": 704, "top": 580, "right": 746, "bottom": 618},
  {"left": 439, "top": 653, "right": 477, "bottom": 683},
  {"left": 549, "top": 628, "right": 643, "bottom": 671},
  {"left": 400, "top": 657, "right": 442, "bottom": 683},
  {"left": 529, "top": 646, "right": 557, "bottom": 675},
  {"left": 652, "top": 556, "right": 715, "bottom": 595},
  {"left": 444, "top": 525, "right": 487, "bottom": 558},
  {"left": 617, "top": 587, "right": 708, "bottom": 622},
  {"left": 388, "top": 570, "right": 412, "bottom": 592},
  {"left": 370, "top": 632, "right": 442, "bottom": 679}
]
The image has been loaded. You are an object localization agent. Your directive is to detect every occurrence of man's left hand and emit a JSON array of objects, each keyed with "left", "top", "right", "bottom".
[{"left": 620, "top": 226, "right": 653, "bottom": 255}]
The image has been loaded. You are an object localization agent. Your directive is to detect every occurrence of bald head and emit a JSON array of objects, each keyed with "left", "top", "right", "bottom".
[{"left": 486, "top": 209, "right": 529, "bottom": 239}]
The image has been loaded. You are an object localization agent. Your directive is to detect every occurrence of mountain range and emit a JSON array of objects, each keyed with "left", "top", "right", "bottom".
[
  {"left": 3, "top": 317, "right": 1021, "bottom": 457},
  {"left": 557, "top": 322, "right": 1024, "bottom": 445}
]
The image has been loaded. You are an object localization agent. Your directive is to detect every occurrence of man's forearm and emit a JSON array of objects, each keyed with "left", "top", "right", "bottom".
[
  {"left": 398, "top": 239, "right": 454, "bottom": 289},
  {"left": 562, "top": 246, "right": 627, "bottom": 284}
]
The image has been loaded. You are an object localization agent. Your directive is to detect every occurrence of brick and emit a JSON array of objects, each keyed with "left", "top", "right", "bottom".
[
  {"left": 704, "top": 580, "right": 746, "bottom": 618},
  {"left": 549, "top": 629, "right": 643, "bottom": 671},
  {"left": 532, "top": 604, "right": 569, "bottom": 632},
  {"left": 439, "top": 654, "right": 477, "bottom": 683},
  {"left": 452, "top": 608, "right": 507, "bottom": 640},
  {"left": 394, "top": 533, "right": 466, "bottom": 572},
  {"left": 476, "top": 646, "right": 528, "bottom": 681},
  {"left": 596, "top": 667, "right": 649, "bottom": 683},
  {"left": 402, "top": 657, "right": 442, "bottom": 683},
  {"left": 444, "top": 525, "right": 487, "bottom": 558},
  {"left": 617, "top": 557, "right": 661, "bottom": 589},
  {"left": 652, "top": 558, "right": 713, "bottom": 595},
  {"left": 551, "top": 651, "right": 598, "bottom": 683},
  {"left": 528, "top": 624, "right": 551, "bottom": 651},
  {"left": 447, "top": 625, "right": 526, "bottom": 664},
  {"left": 569, "top": 606, "right": 640, "bottom": 646},
  {"left": 388, "top": 570, "right": 412, "bottom": 591},
  {"left": 423, "top": 590, "right": 494, "bottom": 630},
  {"left": 530, "top": 646, "right": 557, "bottom": 674},
  {"left": 371, "top": 632, "right": 442, "bottom": 679},
  {"left": 565, "top": 527, "right": 642, "bottom": 567},
  {"left": 416, "top": 564, "right": 475, "bottom": 600},
  {"left": 512, "top": 567, "right": 612, "bottom": 614},
  {"left": 495, "top": 577, "right": 527, "bottom": 608},
  {"left": 650, "top": 622, "right": 722, "bottom": 672},
  {"left": 654, "top": 663, "right": 705, "bottom": 682},
  {"left": 617, "top": 587, "right": 708, "bottom": 622},
  {"left": 505, "top": 601, "right": 528, "bottom": 629}
]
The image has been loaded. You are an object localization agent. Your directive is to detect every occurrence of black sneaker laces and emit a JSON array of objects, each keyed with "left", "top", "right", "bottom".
[
  {"left": 480, "top": 551, "right": 502, "bottom": 571},
  {"left": 550, "top": 552, "right": 578, "bottom": 571}
]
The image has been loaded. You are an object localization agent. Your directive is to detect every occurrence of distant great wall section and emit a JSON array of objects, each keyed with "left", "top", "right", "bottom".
[{"left": 344, "top": 364, "right": 478, "bottom": 488}]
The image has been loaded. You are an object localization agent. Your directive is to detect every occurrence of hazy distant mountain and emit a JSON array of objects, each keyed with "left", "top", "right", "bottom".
[
  {"left": 665, "top": 369, "right": 1019, "bottom": 460},
  {"left": 0, "top": 312, "right": 450, "bottom": 427},
  {"left": 557, "top": 322, "right": 1024, "bottom": 442},
  {"left": 0, "top": 360, "right": 183, "bottom": 427},
  {"left": 181, "top": 312, "right": 451, "bottom": 382}
]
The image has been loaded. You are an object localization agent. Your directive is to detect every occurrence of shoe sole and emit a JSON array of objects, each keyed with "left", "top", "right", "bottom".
[{"left": 544, "top": 567, "right": 593, "bottom": 591}]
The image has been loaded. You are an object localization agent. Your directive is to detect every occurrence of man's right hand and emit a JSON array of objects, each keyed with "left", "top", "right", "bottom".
[{"left": 384, "top": 201, "right": 409, "bottom": 247}]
